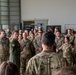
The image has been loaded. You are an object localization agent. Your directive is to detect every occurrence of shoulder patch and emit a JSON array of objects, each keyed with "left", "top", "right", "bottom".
[{"left": 12, "top": 44, "right": 15, "bottom": 47}]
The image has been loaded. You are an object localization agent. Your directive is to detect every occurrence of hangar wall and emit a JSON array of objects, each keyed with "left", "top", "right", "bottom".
[{"left": 21, "top": 0, "right": 76, "bottom": 33}]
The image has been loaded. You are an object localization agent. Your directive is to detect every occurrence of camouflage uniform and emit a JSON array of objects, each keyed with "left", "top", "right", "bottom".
[
  {"left": 27, "top": 36, "right": 33, "bottom": 42},
  {"left": 35, "top": 32, "right": 38, "bottom": 37},
  {"left": 74, "top": 34, "right": 76, "bottom": 50},
  {"left": 55, "top": 36, "right": 64, "bottom": 57},
  {"left": 28, "top": 36, "right": 35, "bottom": 45},
  {"left": 25, "top": 50, "right": 66, "bottom": 75},
  {"left": 34, "top": 36, "right": 42, "bottom": 54},
  {"left": 60, "top": 43, "right": 74, "bottom": 66},
  {"left": 0, "top": 37, "right": 9, "bottom": 64},
  {"left": 73, "top": 34, "right": 76, "bottom": 65},
  {"left": 55, "top": 36, "right": 64, "bottom": 48},
  {"left": 20, "top": 39, "right": 35, "bottom": 75},
  {"left": 9, "top": 38, "right": 21, "bottom": 68},
  {"left": 20, "top": 39, "right": 35, "bottom": 56}
]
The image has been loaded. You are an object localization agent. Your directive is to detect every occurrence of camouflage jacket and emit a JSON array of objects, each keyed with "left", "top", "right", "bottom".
[
  {"left": 55, "top": 36, "right": 64, "bottom": 49},
  {"left": 20, "top": 39, "right": 35, "bottom": 56},
  {"left": 25, "top": 50, "right": 66, "bottom": 75},
  {"left": 61, "top": 43, "right": 74, "bottom": 58},
  {"left": 33, "top": 36, "right": 42, "bottom": 54},
  {"left": 74, "top": 34, "right": 76, "bottom": 48},
  {"left": 20, "top": 39, "right": 35, "bottom": 75},
  {"left": 0, "top": 37, "right": 9, "bottom": 63},
  {"left": 60, "top": 43, "right": 74, "bottom": 66}
]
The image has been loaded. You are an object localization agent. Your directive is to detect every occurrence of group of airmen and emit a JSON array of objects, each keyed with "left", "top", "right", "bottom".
[{"left": 0, "top": 26, "right": 76, "bottom": 75}]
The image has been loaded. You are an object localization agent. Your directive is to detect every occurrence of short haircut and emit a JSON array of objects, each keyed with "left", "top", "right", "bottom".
[
  {"left": 0, "top": 61, "right": 19, "bottom": 75},
  {"left": 12, "top": 30, "right": 18, "bottom": 35},
  {"left": 56, "top": 66, "right": 76, "bottom": 75},
  {"left": 42, "top": 31, "right": 55, "bottom": 47}
]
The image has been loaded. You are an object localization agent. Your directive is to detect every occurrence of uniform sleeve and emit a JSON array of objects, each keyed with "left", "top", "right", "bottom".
[
  {"left": 11, "top": 40, "right": 16, "bottom": 49},
  {"left": 33, "top": 38, "right": 39, "bottom": 49},
  {"left": 69, "top": 36, "right": 75, "bottom": 45},
  {"left": 70, "top": 45, "right": 75, "bottom": 54},
  {"left": 60, "top": 44, "right": 64, "bottom": 51},
  {"left": 58, "top": 44, "right": 64, "bottom": 51},
  {"left": 25, "top": 58, "right": 36, "bottom": 75},
  {"left": 53, "top": 54, "right": 67, "bottom": 67}
]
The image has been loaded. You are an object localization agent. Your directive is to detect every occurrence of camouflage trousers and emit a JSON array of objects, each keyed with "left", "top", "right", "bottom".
[
  {"left": 20, "top": 58, "right": 30, "bottom": 75},
  {"left": 63, "top": 57, "right": 73, "bottom": 66}
]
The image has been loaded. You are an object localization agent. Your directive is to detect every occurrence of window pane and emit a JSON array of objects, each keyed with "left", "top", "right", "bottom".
[
  {"left": 1, "top": 2, "right": 8, "bottom": 6},
  {"left": 1, "top": 7, "right": 8, "bottom": 11},
  {"left": 0, "top": 0, "right": 20, "bottom": 29},
  {"left": 1, "top": 0, "right": 8, "bottom": 2},
  {"left": 1, "top": 21, "right": 8, "bottom": 24},
  {"left": 1, "top": 15, "right": 8, "bottom": 20},
  {"left": 10, "top": 11, "right": 19, "bottom": 15},
  {"left": 10, "top": 0, "right": 19, "bottom": 2},
  {"left": 1, "top": 11, "right": 8, "bottom": 15},
  {"left": 2, "top": 25, "right": 8, "bottom": 31},
  {"left": 10, "top": 20, "right": 19, "bottom": 24},
  {"left": 10, "top": 7, "right": 19, "bottom": 11},
  {"left": 10, "top": 16, "right": 19, "bottom": 20},
  {"left": 10, "top": 3, "right": 19, "bottom": 6}
]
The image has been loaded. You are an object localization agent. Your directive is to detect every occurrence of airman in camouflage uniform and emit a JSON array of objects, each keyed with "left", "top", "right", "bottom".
[
  {"left": 74, "top": 34, "right": 76, "bottom": 50},
  {"left": 55, "top": 31, "right": 64, "bottom": 48},
  {"left": 9, "top": 30, "right": 21, "bottom": 68},
  {"left": 55, "top": 31, "right": 64, "bottom": 57},
  {"left": 0, "top": 30, "right": 9, "bottom": 64},
  {"left": 54, "top": 27, "right": 60, "bottom": 35},
  {"left": 58, "top": 36, "right": 74, "bottom": 66},
  {"left": 65, "top": 29, "right": 75, "bottom": 46},
  {"left": 20, "top": 32, "right": 35, "bottom": 75},
  {"left": 34, "top": 30, "right": 43, "bottom": 54},
  {"left": 73, "top": 34, "right": 76, "bottom": 65},
  {"left": 26, "top": 32, "right": 66, "bottom": 75}
]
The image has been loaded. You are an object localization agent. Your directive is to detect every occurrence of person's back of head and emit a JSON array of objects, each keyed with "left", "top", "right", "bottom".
[
  {"left": 56, "top": 66, "right": 76, "bottom": 75},
  {"left": 42, "top": 31, "right": 55, "bottom": 47},
  {"left": 0, "top": 61, "right": 19, "bottom": 75}
]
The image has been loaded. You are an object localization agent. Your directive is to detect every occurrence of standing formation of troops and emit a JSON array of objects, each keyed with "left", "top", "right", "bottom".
[{"left": 0, "top": 27, "right": 76, "bottom": 75}]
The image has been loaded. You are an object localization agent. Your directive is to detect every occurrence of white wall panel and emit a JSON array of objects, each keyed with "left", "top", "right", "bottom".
[{"left": 21, "top": 0, "right": 76, "bottom": 33}]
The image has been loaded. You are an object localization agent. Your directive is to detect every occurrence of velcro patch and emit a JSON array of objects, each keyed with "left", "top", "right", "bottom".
[{"left": 12, "top": 44, "right": 15, "bottom": 47}]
